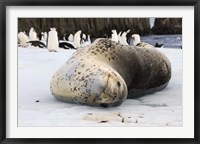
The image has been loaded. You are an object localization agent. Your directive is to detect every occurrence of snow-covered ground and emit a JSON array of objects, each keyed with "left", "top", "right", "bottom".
[{"left": 18, "top": 46, "right": 182, "bottom": 127}]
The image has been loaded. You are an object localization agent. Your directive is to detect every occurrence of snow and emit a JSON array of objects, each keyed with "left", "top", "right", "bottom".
[{"left": 18, "top": 47, "right": 182, "bottom": 127}]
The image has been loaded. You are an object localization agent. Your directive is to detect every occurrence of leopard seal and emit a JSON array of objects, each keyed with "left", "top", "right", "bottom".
[{"left": 50, "top": 38, "right": 171, "bottom": 107}]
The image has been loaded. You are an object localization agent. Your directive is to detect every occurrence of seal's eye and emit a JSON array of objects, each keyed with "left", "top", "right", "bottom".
[{"left": 117, "top": 81, "right": 121, "bottom": 87}]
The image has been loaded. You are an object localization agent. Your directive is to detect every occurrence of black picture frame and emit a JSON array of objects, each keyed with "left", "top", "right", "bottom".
[{"left": 0, "top": 0, "right": 200, "bottom": 143}]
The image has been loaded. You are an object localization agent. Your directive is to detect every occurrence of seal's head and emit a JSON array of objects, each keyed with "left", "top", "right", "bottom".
[{"left": 86, "top": 68, "right": 128, "bottom": 107}]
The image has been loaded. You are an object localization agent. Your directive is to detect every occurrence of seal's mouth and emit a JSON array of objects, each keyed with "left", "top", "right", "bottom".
[
  {"left": 96, "top": 91, "right": 125, "bottom": 108},
  {"left": 100, "top": 100, "right": 124, "bottom": 108}
]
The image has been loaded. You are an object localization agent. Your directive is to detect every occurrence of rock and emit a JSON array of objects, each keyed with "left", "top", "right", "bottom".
[
  {"left": 18, "top": 18, "right": 151, "bottom": 39},
  {"left": 152, "top": 18, "right": 182, "bottom": 34}
]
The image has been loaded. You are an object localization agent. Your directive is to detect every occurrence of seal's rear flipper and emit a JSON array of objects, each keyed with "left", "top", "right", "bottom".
[{"left": 127, "top": 82, "right": 169, "bottom": 99}]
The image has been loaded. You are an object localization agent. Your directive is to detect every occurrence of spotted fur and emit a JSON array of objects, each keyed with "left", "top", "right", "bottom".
[{"left": 50, "top": 38, "right": 171, "bottom": 107}]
